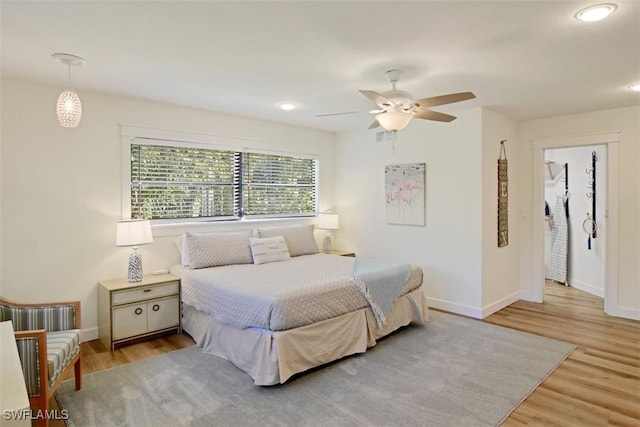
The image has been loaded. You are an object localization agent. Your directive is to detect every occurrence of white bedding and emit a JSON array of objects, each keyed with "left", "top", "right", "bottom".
[{"left": 172, "top": 253, "right": 423, "bottom": 331}]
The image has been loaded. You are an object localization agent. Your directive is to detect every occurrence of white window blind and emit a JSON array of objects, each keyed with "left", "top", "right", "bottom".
[
  {"left": 130, "top": 144, "right": 239, "bottom": 220},
  {"left": 242, "top": 152, "right": 317, "bottom": 218},
  {"left": 129, "top": 142, "right": 317, "bottom": 222}
]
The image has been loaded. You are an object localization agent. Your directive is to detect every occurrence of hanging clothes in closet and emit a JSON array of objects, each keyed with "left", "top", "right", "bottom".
[{"left": 548, "top": 164, "right": 569, "bottom": 284}]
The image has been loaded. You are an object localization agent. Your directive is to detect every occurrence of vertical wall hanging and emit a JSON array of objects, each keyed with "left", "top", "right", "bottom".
[
  {"left": 497, "top": 140, "right": 509, "bottom": 247},
  {"left": 584, "top": 151, "right": 598, "bottom": 249}
]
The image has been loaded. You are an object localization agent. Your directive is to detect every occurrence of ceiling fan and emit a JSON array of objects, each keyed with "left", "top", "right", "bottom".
[{"left": 317, "top": 70, "right": 476, "bottom": 131}]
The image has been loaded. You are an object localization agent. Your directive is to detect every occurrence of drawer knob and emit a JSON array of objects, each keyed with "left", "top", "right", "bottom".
[
  {"left": 152, "top": 304, "right": 160, "bottom": 312},
  {"left": 135, "top": 307, "right": 143, "bottom": 315},
  {"left": 143, "top": 289, "right": 152, "bottom": 293}
]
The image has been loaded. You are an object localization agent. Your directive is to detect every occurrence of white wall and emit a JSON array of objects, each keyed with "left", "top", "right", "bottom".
[
  {"left": 336, "top": 107, "right": 505, "bottom": 317},
  {"left": 518, "top": 106, "right": 640, "bottom": 319},
  {"left": 545, "top": 145, "right": 606, "bottom": 297},
  {"left": 0, "top": 78, "right": 336, "bottom": 340},
  {"left": 335, "top": 107, "right": 521, "bottom": 318},
  {"left": 480, "top": 109, "right": 520, "bottom": 313}
]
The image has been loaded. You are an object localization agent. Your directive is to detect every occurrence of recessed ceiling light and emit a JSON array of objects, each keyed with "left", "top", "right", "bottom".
[
  {"left": 575, "top": 3, "right": 617, "bottom": 22},
  {"left": 629, "top": 83, "right": 640, "bottom": 92},
  {"left": 279, "top": 102, "right": 296, "bottom": 111}
]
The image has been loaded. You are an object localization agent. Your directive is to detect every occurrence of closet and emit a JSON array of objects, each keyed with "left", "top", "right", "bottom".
[{"left": 544, "top": 146, "right": 606, "bottom": 297}]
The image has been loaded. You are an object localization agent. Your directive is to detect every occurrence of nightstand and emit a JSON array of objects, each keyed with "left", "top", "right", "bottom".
[
  {"left": 98, "top": 273, "right": 181, "bottom": 351},
  {"left": 330, "top": 250, "right": 355, "bottom": 257}
]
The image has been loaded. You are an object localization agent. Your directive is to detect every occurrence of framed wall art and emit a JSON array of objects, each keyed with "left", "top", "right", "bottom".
[{"left": 385, "top": 162, "right": 426, "bottom": 226}]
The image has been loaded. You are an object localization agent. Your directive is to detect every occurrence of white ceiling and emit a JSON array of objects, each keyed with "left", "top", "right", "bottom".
[{"left": 1, "top": 1, "right": 639, "bottom": 132}]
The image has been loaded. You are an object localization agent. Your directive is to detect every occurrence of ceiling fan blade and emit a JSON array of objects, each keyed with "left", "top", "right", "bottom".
[
  {"left": 359, "top": 90, "right": 393, "bottom": 107},
  {"left": 315, "top": 110, "right": 368, "bottom": 117},
  {"left": 415, "top": 91, "right": 476, "bottom": 108},
  {"left": 368, "top": 119, "right": 381, "bottom": 129},
  {"left": 414, "top": 109, "right": 457, "bottom": 122}
]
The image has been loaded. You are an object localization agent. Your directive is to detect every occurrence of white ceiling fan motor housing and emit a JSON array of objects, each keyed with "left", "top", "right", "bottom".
[
  {"left": 382, "top": 69, "right": 416, "bottom": 112},
  {"left": 381, "top": 89, "right": 414, "bottom": 111}
]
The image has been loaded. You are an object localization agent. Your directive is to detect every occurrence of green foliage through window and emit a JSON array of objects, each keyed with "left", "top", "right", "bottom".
[{"left": 130, "top": 143, "right": 316, "bottom": 221}]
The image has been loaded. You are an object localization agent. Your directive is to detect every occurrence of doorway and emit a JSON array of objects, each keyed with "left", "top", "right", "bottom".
[
  {"left": 544, "top": 145, "right": 606, "bottom": 298},
  {"left": 531, "top": 132, "right": 619, "bottom": 316}
]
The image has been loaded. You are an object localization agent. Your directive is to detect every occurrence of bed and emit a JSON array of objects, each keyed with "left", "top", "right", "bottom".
[{"left": 170, "top": 225, "right": 428, "bottom": 385}]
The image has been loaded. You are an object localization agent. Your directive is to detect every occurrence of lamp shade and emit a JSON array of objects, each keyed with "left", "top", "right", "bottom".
[
  {"left": 317, "top": 213, "right": 339, "bottom": 230},
  {"left": 56, "top": 89, "right": 82, "bottom": 128},
  {"left": 376, "top": 111, "right": 412, "bottom": 131},
  {"left": 116, "top": 220, "right": 153, "bottom": 247}
]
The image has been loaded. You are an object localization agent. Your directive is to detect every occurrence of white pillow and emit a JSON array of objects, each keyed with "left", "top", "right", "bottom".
[
  {"left": 185, "top": 231, "right": 252, "bottom": 269},
  {"left": 255, "top": 224, "right": 319, "bottom": 257},
  {"left": 174, "top": 234, "right": 190, "bottom": 266},
  {"left": 249, "top": 236, "right": 290, "bottom": 265}
]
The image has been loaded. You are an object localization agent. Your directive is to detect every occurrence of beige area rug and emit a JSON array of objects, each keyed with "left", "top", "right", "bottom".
[{"left": 57, "top": 311, "right": 575, "bottom": 427}]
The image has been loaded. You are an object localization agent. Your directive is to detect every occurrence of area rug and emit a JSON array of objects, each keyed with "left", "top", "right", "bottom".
[{"left": 56, "top": 311, "right": 575, "bottom": 427}]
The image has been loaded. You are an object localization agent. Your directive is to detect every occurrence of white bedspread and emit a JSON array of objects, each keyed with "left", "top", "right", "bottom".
[{"left": 172, "top": 253, "right": 422, "bottom": 331}]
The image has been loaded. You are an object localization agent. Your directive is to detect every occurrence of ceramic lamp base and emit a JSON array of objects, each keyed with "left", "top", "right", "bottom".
[
  {"left": 322, "top": 230, "right": 333, "bottom": 253},
  {"left": 128, "top": 247, "right": 143, "bottom": 283}
]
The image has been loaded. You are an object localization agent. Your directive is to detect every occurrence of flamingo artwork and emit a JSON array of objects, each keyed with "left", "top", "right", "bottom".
[{"left": 385, "top": 163, "right": 426, "bottom": 225}]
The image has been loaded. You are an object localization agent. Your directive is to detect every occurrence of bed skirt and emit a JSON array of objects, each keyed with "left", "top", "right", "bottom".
[{"left": 182, "top": 287, "right": 428, "bottom": 385}]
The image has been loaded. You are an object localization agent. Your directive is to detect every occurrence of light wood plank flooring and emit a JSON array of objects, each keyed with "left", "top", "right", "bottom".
[
  {"left": 50, "top": 282, "right": 638, "bottom": 426},
  {"left": 486, "top": 282, "right": 640, "bottom": 426}
]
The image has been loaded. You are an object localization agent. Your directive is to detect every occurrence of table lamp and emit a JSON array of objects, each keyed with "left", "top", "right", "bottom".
[
  {"left": 317, "top": 213, "right": 339, "bottom": 253},
  {"left": 116, "top": 220, "right": 153, "bottom": 282}
]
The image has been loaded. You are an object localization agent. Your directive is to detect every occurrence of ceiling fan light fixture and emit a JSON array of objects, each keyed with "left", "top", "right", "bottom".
[
  {"left": 376, "top": 111, "right": 412, "bottom": 131},
  {"left": 628, "top": 83, "right": 640, "bottom": 92},
  {"left": 575, "top": 3, "right": 617, "bottom": 22}
]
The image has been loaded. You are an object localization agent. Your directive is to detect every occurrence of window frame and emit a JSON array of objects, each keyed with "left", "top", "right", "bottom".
[{"left": 121, "top": 126, "right": 319, "bottom": 226}]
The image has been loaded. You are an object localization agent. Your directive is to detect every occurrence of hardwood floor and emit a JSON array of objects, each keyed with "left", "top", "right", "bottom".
[
  {"left": 51, "top": 282, "right": 638, "bottom": 426},
  {"left": 485, "top": 281, "right": 640, "bottom": 426},
  {"left": 79, "top": 332, "right": 195, "bottom": 376}
]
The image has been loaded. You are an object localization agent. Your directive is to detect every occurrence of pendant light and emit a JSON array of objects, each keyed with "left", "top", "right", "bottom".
[{"left": 52, "top": 53, "right": 85, "bottom": 128}]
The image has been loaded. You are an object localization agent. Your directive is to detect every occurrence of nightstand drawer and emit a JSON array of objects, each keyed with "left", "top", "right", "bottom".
[{"left": 112, "top": 281, "right": 179, "bottom": 305}]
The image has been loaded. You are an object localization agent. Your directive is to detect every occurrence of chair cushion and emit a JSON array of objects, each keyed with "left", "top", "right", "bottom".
[{"left": 46, "top": 329, "right": 80, "bottom": 385}]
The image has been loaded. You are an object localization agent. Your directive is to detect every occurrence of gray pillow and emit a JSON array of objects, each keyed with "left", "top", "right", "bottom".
[
  {"left": 185, "top": 231, "right": 253, "bottom": 268},
  {"left": 255, "top": 224, "right": 318, "bottom": 257}
]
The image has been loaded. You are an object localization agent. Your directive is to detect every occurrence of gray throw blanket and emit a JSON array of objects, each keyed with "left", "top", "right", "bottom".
[{"left": 350, "top": 257, "right": 411, "bottom": 327}]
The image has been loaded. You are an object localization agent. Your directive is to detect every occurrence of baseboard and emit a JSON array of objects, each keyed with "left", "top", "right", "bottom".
[
  {"left": 569, "top": 278, "right": 605, "bottom": 298},
  {"left": 606, "top": 305, "right": 640, "bottom": 321},
  {"left": 481, "top": 292, "right": 520, "bottom": 318},
  {"left": 518, "top": 290, "right": 543, "bottom": 303},
  {"left": 426, "top": 297, "right": 483, "bottom": 319},
  {"left": 81, "top": 327, "right": 98, "bottom": 343},
  {"left": 427, "top": 292, "right": 520, "bottom": 320}
]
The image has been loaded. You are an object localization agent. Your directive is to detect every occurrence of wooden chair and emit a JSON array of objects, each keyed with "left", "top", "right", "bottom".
[{"left": 0, "top": 297, "right": 82, "bottom": 427}]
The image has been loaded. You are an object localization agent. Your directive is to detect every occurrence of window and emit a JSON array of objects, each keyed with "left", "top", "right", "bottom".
[
  {"left": 242, "top": 152, "right": 316, "bottom": 218},
  {"left": 128, "top": 139, "right": 317, "bottom": 222}
]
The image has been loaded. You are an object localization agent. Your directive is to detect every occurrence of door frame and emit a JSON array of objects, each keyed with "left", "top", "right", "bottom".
[{"left": 531, "top": 131, "right": 619, "bottom": 316}]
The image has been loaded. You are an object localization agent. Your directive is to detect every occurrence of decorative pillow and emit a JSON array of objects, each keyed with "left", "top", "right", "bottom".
[
  {"left": 185, "top": 231, "right": 253, "bottom": 269},
  {"left": 249, "top": 236, "right": 291, "bottom": 265},
  {"left": 255, "top": 224, "right": 319, "bottom": 257}
]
